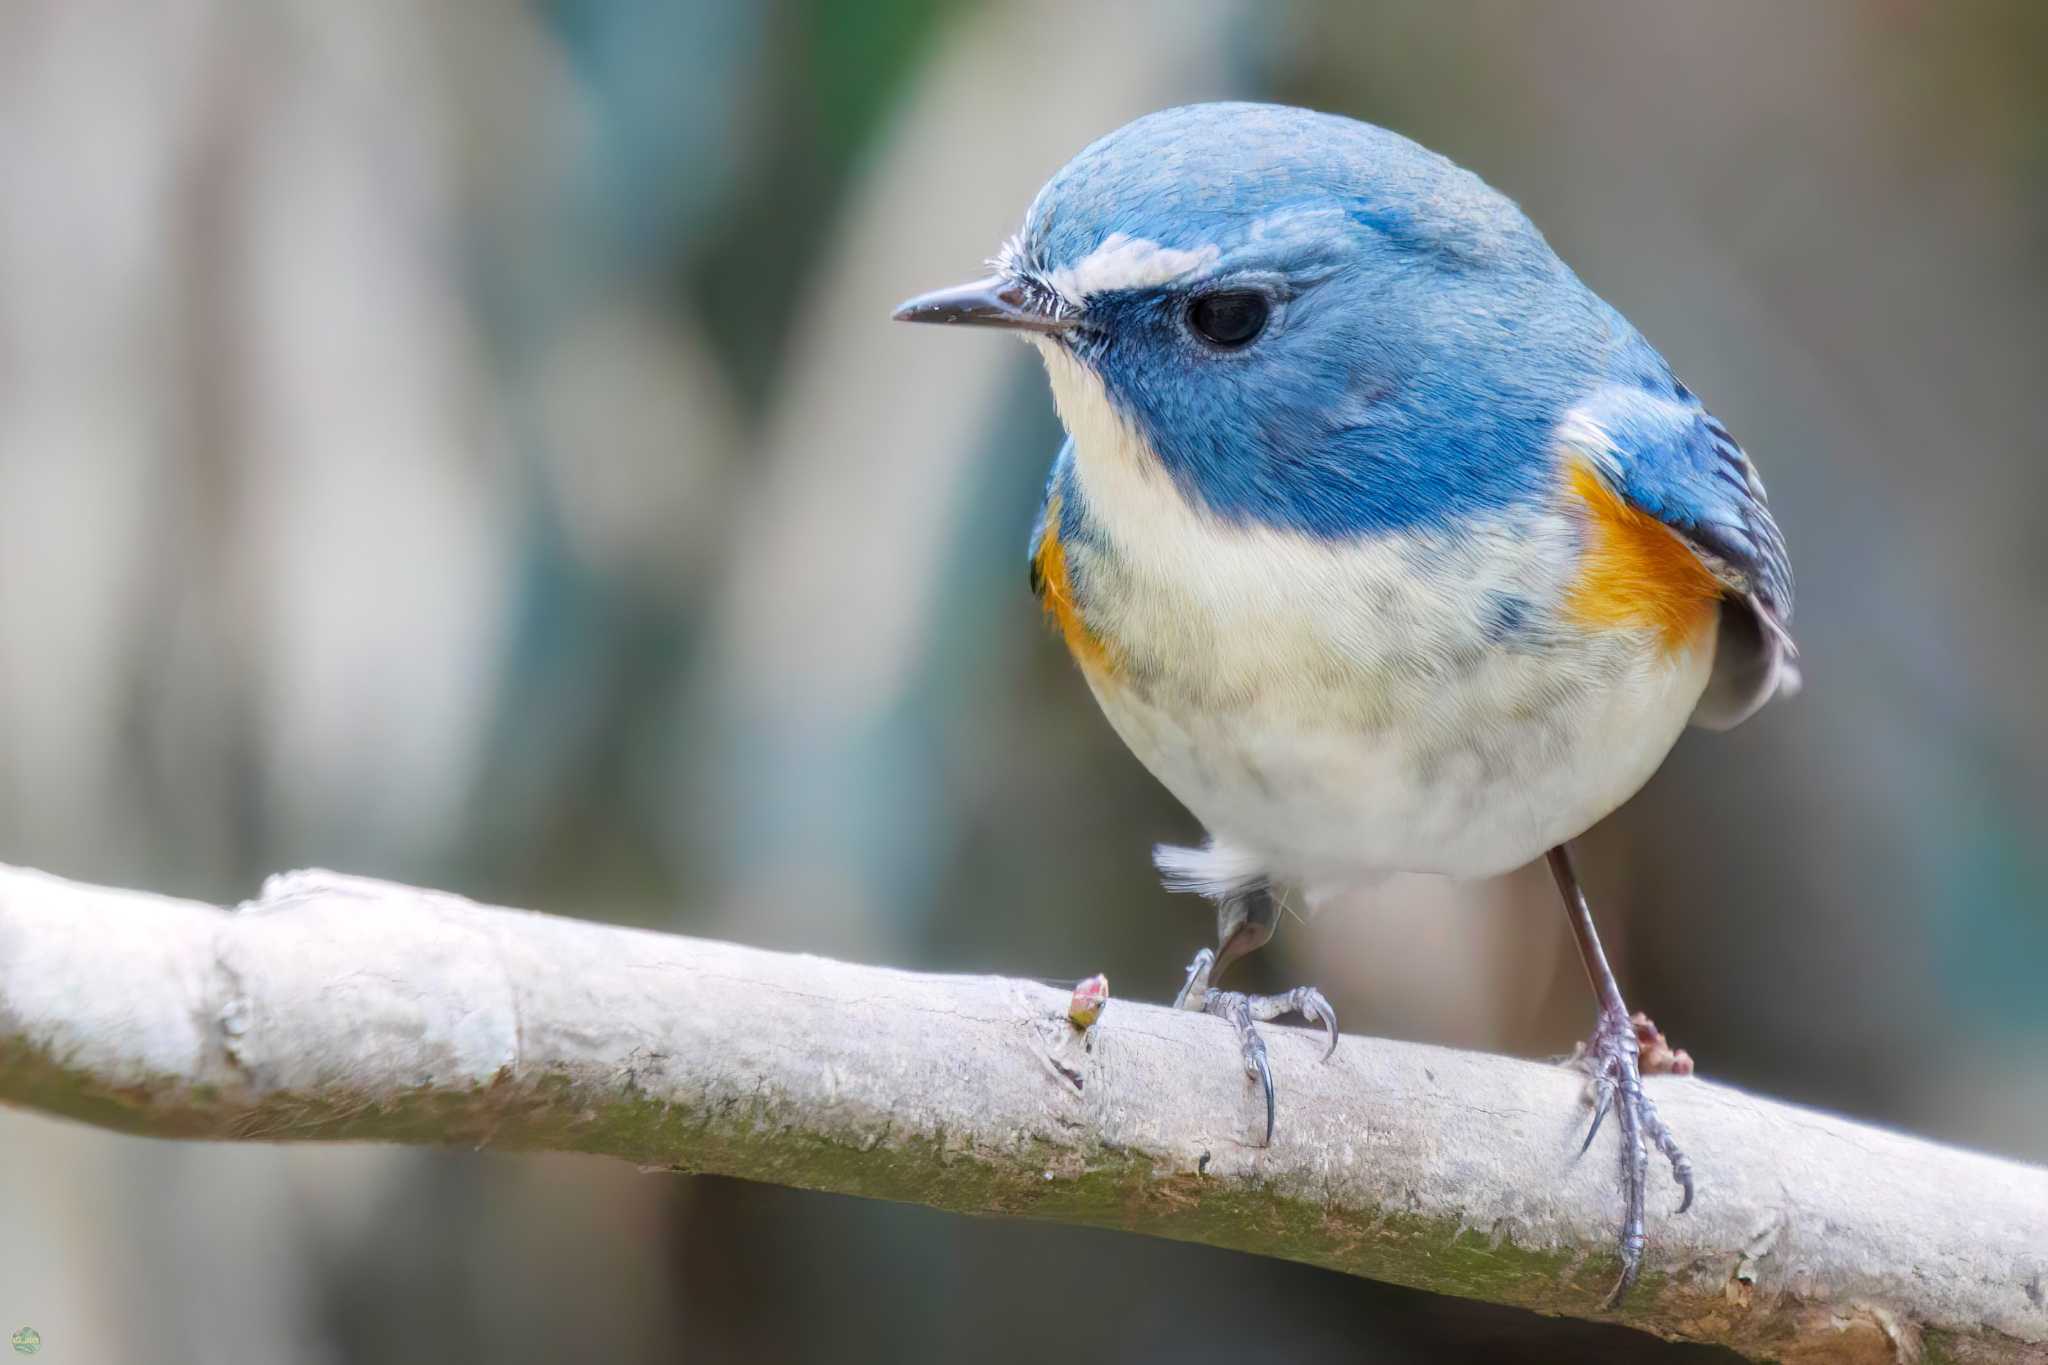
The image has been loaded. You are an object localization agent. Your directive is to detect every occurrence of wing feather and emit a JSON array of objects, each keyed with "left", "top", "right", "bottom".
[{"left": 1564, "top": 383, "right": 1797, "bottom": 729}]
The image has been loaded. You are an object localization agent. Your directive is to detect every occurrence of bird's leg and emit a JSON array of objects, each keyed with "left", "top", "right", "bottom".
[
  {"left": 1172, "top": 885, "right": 1338, "bottom": 1146},
  {"left": 1547, "top": 843, "right": 1695, "bottom": 1307}
]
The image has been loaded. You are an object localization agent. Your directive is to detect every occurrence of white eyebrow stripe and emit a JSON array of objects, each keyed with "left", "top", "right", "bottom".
[{"left": 1041, "top": 233, "right": 1220, "bottom": 306}]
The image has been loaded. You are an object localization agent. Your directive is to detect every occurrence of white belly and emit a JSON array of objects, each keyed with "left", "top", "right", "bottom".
[
  {"left": 1083, "top": 619, "right": 1714, "bottom": 886},
  {"left": 1034, "top": 340, "right": 1715, "bottom": 892}
]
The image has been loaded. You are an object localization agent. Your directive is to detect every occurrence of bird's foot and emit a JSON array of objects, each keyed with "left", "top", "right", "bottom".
[
  {"left": 1576, "top": 1003, "right": 1696, "bottom": 1306},
  {"left": 1174, "top": 947, "right": 1338, "bottom": 1146}
]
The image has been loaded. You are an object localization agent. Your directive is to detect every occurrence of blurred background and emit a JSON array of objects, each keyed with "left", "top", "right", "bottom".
[{"left": 1, "top": 1, "right": 2042, "bottom": 1361}]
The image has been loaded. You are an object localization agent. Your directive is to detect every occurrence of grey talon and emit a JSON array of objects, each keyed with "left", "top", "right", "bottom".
[
  {"left": 1580, "top": 1083, "right": 1613, "bottom": 1154},
  {"left": 1550, "top": 845, "right": 1695, "bottom": 1306},
  {"left": 1173, "top": 947, "right": 1215, "bottom": 1012},
  {"left": 1175, "top": 964, "right": 1336, "bottom": 1146}
]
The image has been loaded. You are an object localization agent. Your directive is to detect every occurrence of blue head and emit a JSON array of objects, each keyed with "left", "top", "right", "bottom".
[{"left": 896, "top": 103, "right": 1633, "bottom": 538}]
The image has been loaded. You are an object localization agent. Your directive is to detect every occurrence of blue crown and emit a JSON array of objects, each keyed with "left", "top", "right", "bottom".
[{"left": 1000, "top": 102, "right": 1645, "bottom": 539}]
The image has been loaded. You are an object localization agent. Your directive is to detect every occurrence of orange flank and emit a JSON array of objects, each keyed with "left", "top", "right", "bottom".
[
  {"left": 1033, "top": 495, "right": 1116, "bottom": 675},
  {"left": 1562, "top": 458, "right": 1724, "bottom": 655}
]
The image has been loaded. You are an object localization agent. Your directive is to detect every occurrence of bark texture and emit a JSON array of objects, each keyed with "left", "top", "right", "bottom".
[{"left": 1, "top": 863, "right": 2042, "bottom": 1362}]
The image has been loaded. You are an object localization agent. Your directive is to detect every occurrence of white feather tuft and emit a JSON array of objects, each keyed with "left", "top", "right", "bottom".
[
  {"left": 1042, "top": 233, "right": 1219, "bottom": 308},
  {"left": 1154, "top": 838, "right": 1268, "bottom": 902},
  {"left": 1553, "top": 407, "right": 1625, "bottom": 482}
]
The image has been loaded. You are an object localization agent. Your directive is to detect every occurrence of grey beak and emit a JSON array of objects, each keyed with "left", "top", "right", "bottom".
[{"left": 891, "top": 275, "right": 1073, "bottom": 333}]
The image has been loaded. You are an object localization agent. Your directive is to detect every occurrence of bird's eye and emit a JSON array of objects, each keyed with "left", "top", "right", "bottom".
[{"left": 1187, "top": 291, "right": 1269, "bottom": 349}]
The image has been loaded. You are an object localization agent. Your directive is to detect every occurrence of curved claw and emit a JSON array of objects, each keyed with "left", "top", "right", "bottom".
[
  {"left": 1657, "top": 1123, "right": 1696, "bottom": 1214},
  {"left": 1301, "top": 988, "right": 1339, "bottom": 1061},
  {"left": 1602, "top": 1257, "right": 1641, "bottom": 1311},
  {"left": 1250, "top": 1042, "right": 1275, "bottom": 1147},
  {"left": 1175, "top": 968, "right": 1330, "bottom": 1148},
  {"left": 1579, "top": 1082, "right": 1612, "bottom": 1155},
  {"left": 1173, "top": 948, "right": 1215, "bottom": 1011},
  {"left": 1601, "top": 1226, "right": 1648, "bottom": 1309}
]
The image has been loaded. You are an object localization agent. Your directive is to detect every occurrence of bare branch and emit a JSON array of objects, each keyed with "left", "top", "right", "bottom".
[{"left": 0, "top": 863, "right": 2042, "bottom": 1361}]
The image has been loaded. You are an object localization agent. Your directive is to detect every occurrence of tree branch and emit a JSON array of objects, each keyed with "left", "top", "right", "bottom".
[{"left": 1, "top": 864, "right": 2041, "bottom": 1361}]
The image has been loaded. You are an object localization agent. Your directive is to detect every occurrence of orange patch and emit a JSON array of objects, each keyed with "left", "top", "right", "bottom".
[
  {"left": 1033, "top": 496, "right": 1116, "bottom": 675},
  {"left": 1562, "top": 459, "right": 1723, "bottom": 655}
]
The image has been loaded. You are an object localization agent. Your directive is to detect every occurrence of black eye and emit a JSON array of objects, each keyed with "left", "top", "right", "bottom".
[{"left": 1187, "top": 291, "right": 1269, "bottom": 349}]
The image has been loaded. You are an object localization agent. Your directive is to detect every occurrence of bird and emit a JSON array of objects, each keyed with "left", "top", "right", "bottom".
[{"left": 892, "top": 102, "right": 1795, "bottom": 1303}]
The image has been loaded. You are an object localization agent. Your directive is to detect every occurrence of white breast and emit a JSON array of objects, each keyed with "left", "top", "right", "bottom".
[{"left": 1033, "top": 341, "right": 1715, "bottom": 891}]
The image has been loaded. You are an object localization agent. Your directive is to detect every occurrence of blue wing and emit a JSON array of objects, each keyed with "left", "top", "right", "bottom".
[
  {"left": 1566, "top": 376, "right": 1798, "bottom": 729},
  {"left": 1027, "top": 438, "right": 1079, "bottom": 600}
]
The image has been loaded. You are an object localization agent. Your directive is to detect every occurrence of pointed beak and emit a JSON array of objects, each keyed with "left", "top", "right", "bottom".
[{"left": 891, "top": 275, "right": 1074, "bottom": 334}]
